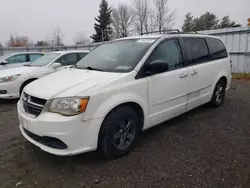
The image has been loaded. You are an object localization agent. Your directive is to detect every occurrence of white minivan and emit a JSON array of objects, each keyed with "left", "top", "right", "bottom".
[{"left": 18, "top": 33, "right": 231, "bottom": 158}]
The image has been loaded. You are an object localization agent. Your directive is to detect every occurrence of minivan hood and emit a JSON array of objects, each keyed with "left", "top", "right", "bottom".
[
  {"left": 0, "top": 66, "right": 40, "bottom": 77},
  {"left": 25, "top": 68, "right": 122, "bottom": 99}
]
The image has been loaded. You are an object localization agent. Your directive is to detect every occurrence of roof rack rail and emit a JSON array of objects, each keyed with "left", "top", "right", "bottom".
[
  {"left": 141, "top": 29, "right": 180, "bottom": 35},
  {"left": 169, "top": 31, "right": 198, "bottom": 34}
]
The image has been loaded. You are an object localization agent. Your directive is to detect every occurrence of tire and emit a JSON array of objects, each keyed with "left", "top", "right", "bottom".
[
  {"left": 210, "top": 79, "right": 226, "bottom": 108},
  {"left": 98, "top": 106, "right": 142, "bottom": 159}
]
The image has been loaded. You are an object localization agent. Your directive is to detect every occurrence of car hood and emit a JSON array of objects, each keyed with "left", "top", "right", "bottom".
[
  {"left": 0, "top": 66, "right": 40, "bottom": 77},
  {"left": 25, "top": 68, "right": 122, "bottom": 99}
]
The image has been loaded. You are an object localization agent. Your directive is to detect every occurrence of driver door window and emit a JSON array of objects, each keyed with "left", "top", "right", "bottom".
[
  {"left": 56, "top": 53, "right": 78, "bottom": 66},
  {"left": 149, "top": 39, "right": 183, "bottom": 71},
  {"left": 7, "top": 54, "right": 27, "bottom": 64}
]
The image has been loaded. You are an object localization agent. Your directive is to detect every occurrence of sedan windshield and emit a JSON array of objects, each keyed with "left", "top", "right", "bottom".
[
  {"left": 76, "top": 39, "right": 156, "bottom": 73},
  {"left": 29, "top": 53, "right": 61, "bottom": 67}
]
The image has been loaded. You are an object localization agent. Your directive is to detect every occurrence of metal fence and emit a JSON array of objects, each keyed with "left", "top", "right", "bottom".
[
  {"left": 1, "top": 27, "right": 250, "bottom": 73},
  {"left": 0, "top": 43, "right": 102, "bottom": 55},
  {"left": 199, "top": 27, "right": 250, "bottom": 73}
]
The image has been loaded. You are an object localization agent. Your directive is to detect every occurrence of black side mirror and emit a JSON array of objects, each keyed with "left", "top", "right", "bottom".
[
  {"left": 146, "top": 60, "right": 169, "bottom": 75},
  {"left": 0, "top": 60, "right": 8, "bottom": 65}
]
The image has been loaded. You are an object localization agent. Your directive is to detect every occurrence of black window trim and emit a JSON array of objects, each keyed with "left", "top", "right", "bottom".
[
  {"left": 135, "top": 37, "right": 185, "bottom": 79},
  {"left": 26, "top": 54, "right": 29, "bottom": 62}
]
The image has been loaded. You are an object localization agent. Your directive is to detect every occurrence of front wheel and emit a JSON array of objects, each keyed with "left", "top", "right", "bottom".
[
  {"left": 210, "top": 79, "right": 226, "bottom": 107},
  {"left": 98, "top": 106, "right": 142, "bottom": 159}
]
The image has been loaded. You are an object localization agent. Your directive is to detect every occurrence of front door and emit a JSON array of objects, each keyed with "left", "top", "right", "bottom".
[{"left": 147, "top": 38, "right": 190, "bottom": 127}]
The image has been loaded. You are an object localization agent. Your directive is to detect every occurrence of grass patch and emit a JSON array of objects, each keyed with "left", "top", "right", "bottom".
[{"left": 232, "top": 73, "right": 250, "bottom": 81}]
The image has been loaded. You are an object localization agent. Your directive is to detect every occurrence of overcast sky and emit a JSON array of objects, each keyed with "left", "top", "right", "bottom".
[{"left": 0, "top": 0, "right": 249, "bottom": 45}]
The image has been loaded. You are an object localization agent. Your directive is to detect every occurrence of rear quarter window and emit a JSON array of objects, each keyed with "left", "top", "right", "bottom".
[
  {"left": 206, "top": 38, "right": 228, "bottom": 60},
  {"left": 182, "top": 37, "right": 210, "bottom": 65}
]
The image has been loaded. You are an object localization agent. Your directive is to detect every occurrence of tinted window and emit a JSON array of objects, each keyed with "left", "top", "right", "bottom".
[
  {"left": 7, "top": 54, "right": 26, "bottom": 64},
  {"left": 79, "top": 53, "right": 88, "bottom": 59},
  {"left": 29, "top": 54, "right": 43, "bottom": 62},
  {"left": 57, "top": 53, "right": 78, "bottom": 66},
  {"left": 206, "top": 38, "right": 228, "bottom": 60},
  {"left": 183, "top": 38, "right": 210, "bottom": 65},
  {"left": 149, "top": 39, "right": 183, "bottom": 71}
]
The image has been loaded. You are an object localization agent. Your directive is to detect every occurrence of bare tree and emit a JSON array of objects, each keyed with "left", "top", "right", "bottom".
[
  {"left": 153, "top": 0, "right": 175, "bottom": 33},
  {"left": 74, "top": 34, "right": 90, "bottom": 45},
  {"left": 132, "top": 0, "right": 150, "bottom": 35},
  {"left": 53, "top": 27, "right": 64, "bottom": 46},
  {"left": 112, "top": 4, "right": 134, "bottom": 38},
  {"left": 7, "top": 35, "right": 29, "bottom": 47},
  {"left": 145, "top": 12, "right": 157, "bottom": 34}
]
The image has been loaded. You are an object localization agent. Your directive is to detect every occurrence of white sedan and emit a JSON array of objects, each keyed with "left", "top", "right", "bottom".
[
  {"left": 0, "top": 50, "right": 89, "bottom": 99},
  {"left": 0, "top": 52, "right": 45, "bottom": 70}
]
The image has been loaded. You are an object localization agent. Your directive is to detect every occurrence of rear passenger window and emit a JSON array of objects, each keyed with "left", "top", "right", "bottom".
[
  {"left": 206, "top": 38, "right": 228, "bottom": 60},
  {"left": 183, "top": 38, "right": 210, "bottom": 65}
]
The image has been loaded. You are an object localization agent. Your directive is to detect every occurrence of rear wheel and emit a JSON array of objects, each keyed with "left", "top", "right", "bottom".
[
  {"left": 98, "top": 106, "right": 142, "bottom": 159},
  {"left": 210, "top": 79, "right": 226, "bottom": 107}
]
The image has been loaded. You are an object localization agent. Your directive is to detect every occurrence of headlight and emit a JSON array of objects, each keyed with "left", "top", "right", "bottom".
[
  {"left": 48, "top": 97, "right": 89, "bottom": 116},
  {"left": 0, "top": 74, "right": 20, "bottom": 83}
]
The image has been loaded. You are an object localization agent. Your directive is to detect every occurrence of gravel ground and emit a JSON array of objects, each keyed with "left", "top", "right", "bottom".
[{"left": 0, "top": 81, "right": 250, "bottom": 188}]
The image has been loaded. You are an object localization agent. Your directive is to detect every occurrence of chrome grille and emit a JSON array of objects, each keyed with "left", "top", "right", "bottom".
[{"left": 22, "top": 93, "right": 47, "bottom": 117}]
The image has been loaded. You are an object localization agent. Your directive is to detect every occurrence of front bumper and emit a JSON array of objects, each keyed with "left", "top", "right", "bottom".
[
  {"left": 17, "top": 100, "right": 103, "bottom": 156},
  {"left": 0, "top": 81, "right": 20, "bottom": 99}
]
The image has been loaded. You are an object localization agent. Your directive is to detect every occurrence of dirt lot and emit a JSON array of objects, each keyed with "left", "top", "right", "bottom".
[{"left": 1, "top": 81, "right": 250, "bottom": 188}]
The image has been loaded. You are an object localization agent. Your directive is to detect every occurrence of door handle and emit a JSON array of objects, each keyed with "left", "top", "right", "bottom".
[
  {"left": 179, "top": 73, "right": 188, "bottom": 78},
  {"left": 191, "top": 70, "right": 198, "bottom": 75}
]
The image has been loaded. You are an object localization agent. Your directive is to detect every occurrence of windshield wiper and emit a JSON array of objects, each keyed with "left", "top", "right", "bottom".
[{"left": 82, "top": 66, "right": 105, "bottom": 72}]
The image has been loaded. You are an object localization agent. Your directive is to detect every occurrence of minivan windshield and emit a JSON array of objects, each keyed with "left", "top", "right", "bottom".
[
  {"left": 76, "top": 39, "right": 156, "bottom": 73},
  {"left": 29, "top": 53, "right": 61, "bottom": 67}
]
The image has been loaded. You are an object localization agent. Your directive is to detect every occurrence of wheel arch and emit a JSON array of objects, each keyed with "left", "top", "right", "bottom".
[
  {"left": 19, "top": 78, "right": 38, "bottom": 95},
  {"left": 213, "top": 71, "right": 228, "bottom": 91}
]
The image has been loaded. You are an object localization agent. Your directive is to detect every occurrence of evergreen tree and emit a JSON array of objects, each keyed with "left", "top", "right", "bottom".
[
  {"left": 217, "top": 16, "right": 241, "bottom": 29},
  {"left": 192, "top": 12, "right": 219, "bottom": 31},
  {"left": 182, "top": 12, "right": 194, "bottom": 32},
  {"left": 91, "top": 0, "right": 113, "bottom": 42}
]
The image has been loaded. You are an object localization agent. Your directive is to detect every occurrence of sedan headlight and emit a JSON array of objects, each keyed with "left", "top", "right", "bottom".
[
  {"left": 0, "top": 74, "right": 20, "bottom": 83},
  {"left": 48, "top": 97, "right": 89, "bottom": 116}
]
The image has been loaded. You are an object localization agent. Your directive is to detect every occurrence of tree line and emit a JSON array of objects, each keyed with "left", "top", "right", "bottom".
[
  {"left": 2, "top": 0, "right": 242, "bottom": 47},
  {"left": 182, "top": 12, "right": 241, "bottom": 32}
]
